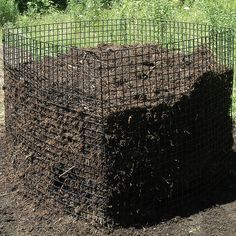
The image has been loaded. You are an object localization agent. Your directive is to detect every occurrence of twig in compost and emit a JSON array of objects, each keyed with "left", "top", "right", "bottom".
[
  {"left": 0, "top": 190, "right": 19, "bottom": 198},
  {"left": 59, "top": 166, "right": 75, "bottom": 178},
  {"left": 147, "top": 63, "right": 159, "bottom": 77}
]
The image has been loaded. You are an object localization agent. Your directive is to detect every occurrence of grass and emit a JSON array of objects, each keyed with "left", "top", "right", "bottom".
[
  {"left": 13, "top": 0, "right": 236, "bottom": 27},
  {"left": 0, "top": 0, "right": 235, "bottom": 116}
]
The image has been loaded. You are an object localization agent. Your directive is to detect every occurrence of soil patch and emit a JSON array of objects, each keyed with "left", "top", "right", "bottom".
[
  {"left": 3, "top": 43, "right": 235, "bottom": 226},
  {"left": 0, "top": 43, "right": 236, "bottom": 235},
  {"left": 0, "top": 123, "right": 236, "bottom": 235}
]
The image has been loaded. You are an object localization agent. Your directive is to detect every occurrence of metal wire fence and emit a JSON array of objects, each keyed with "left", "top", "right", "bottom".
[{"left": 2, "top": 19, "right": 235, "bottom": 226}]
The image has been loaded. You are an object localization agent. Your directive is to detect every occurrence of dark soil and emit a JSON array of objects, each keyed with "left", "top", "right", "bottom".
[
  {"left": 3, "top": 43, "right": 235, "bottom": 226},
  {"left": 11, "top": 44, "right": 229, "bottom": 111},
  {"left": 0, "top": 121, "right": 236, "bottom": 235}
]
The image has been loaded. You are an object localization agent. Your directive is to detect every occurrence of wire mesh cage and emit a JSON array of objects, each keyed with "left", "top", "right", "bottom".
[{"left": 2, "top": 19, "right": 235, "bottom": 226}]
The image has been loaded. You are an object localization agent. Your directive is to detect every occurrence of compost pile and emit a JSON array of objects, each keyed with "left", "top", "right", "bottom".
[{"left": 4, "top": 43, "right": 233, "bottom": 225}]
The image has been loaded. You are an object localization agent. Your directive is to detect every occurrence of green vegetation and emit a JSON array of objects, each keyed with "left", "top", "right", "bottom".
[
  {"left": 0, "top": 0, "right": 18, "bottom": 26},
  {"left": 0, "top": 0, "right": 236, "bottom": 115},
  {"left": 14, "top": 0, "right": 236, "bottom": 27},
  {"left": 0, "top": 0, "right": 235, "bottom": 39}
]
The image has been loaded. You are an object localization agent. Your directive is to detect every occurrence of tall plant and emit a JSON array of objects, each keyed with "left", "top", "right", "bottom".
[{"left": 0, "top": 0, "right": 18, "bottom": 26}]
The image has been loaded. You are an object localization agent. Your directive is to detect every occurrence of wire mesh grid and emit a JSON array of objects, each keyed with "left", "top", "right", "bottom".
[{"left": 2, "top": 19, "right": 235, "bottom": 226}]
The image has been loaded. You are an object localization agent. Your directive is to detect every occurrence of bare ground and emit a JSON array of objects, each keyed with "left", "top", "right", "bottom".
[{"left": 0, "top": 47, "right": 236, "bottom": 236}]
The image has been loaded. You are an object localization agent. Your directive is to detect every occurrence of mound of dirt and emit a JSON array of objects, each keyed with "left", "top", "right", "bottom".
[{"left": 4, "top": 43, "right": 234, "bottom": 226}]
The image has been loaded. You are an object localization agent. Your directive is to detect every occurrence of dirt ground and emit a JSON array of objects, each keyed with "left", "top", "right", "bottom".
[{"left": 0, "top": 47, "right": 236, "bottom": 235}]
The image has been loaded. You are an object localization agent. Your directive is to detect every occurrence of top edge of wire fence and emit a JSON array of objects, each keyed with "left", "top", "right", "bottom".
[
  {"left": 2, "top": 18, "right": 235, "bottom": 33},
  {"left": 2, "top": 18, "right": 234, "bottom": 62},
  {"left": 3, "top": 30, "right": 221, "bottom": 51}
]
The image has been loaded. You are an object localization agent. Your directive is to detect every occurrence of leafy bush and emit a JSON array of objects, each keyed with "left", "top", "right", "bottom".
[
  {"left": 26, "top": 0, "right": 54, "bottom": 14},
  {"left": 16, "top": 0, "right": 67, "bottom": 13},
  {"left": 0, "top": 0, "right": 18, "bottom": 26}
]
